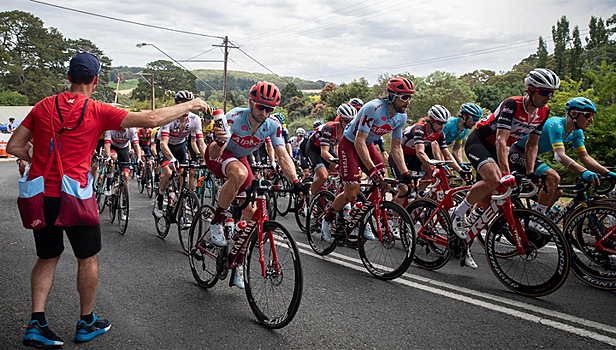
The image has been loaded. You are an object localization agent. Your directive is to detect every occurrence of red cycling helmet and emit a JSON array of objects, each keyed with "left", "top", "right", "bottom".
[
  {"left": 250, "top": 81, "right": 281, "bottom": 107},
  {"left": 386, "top": 77, "right": 416, "bottom": 94}
]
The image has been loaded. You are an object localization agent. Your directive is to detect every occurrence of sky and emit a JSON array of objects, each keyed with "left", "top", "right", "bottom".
[{"left": 3, "top": 0, "right": 616, "bottom": 85}]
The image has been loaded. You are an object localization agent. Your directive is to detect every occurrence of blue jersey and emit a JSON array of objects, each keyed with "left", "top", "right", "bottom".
[
  {"left": 515, "top": 116, "right": 585, "bottom": 154},
  {"left": 343, "top": 98, "right": 407, "bottom": 145},
  {"left": 442, "top": 117, "right": 469, "bottom": 144},
  {"left": 224, "top": 107, "right": 285, "bottom": 158}
]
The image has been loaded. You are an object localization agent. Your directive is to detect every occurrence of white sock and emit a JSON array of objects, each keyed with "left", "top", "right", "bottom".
[
  {"left": 454, "top": 199, "right": 473, "bottom": 217},
  {"left": 534, "top": 204, "right": 548, "bottom": 215}
]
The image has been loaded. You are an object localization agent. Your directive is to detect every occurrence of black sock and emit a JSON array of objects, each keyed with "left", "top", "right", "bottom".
[
  {"left": 212, "top": 205, "right": 227, "bottom": 224},
  {"left": 31, "top": 312, "right": 46, "bottom": 325},
  {"left": 80, "top": 312, "right": 94, "bottom": 324}
]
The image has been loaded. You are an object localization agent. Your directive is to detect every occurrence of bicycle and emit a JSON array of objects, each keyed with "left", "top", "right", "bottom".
[
  {"left": 153, "top": 163, "right": 202, "bottom": 254},
  {"left": 138, "top": 155, "right": 155, "bottom": 198},
  {"left": 106, "top": 161, "right": 131, "bottom": 235},
  {"left": 194, "top": 164, "right": 219, "bottom": 207},
  {"left": 306, "top": 178, "right": 416, "bottom": 280},
  {"left": 406, "top": 172, "right": 570, "bottom": 297},
  {"left": 93, "top": 154, "right": 109, "bottom": 214},
  {"left": 188, "top": 175, "right": 303, "bottom": 329}
]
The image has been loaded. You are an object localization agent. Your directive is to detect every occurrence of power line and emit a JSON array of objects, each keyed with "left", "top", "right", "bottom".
[
  {"left": 239, "top": 0, "right": 386, "bottom": 43},
  {"left": 235, "top": 47, "right": 292, "bottom": 84},
  {"left": 242, "top": 0, "right": 430, "bottom": 47},
  {"left": 184, "top": 47, "right": 218, "bottom": 62},
  {"left": 29, "top": 0, "right": 224, "bottom": 40}
]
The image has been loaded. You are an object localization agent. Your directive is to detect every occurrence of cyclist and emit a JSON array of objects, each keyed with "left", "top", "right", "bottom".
[
  {"left": 390, "top": 105, "right": 465, "bottom": 204},
  {"left": 348, "top": 98, "right": 364, "bottom": 111},
  {"left": 206, "top": 81, "right": 306, "bottom": 288},
  {"left": 185, "top": 105, "right": 217, "bottom": 190},
  {"left": 271, "top": 112, "right": 293, "bottom": 157},
  {"left": 306, "top": 103, "right": 357, "bottom": 199},
  {"left": 440, "top": 103, "right": 483, "bottom": 166},
  {"left": 137, "top": 127, "right": 152, "bottom": 178},
  {"left": 103, "top": 127, "right": 141, "bottom": 195},
  {"left": 154, "top": 90, "right": 206, "bottom": 218},
  {"left": 292, "top": 128, "right": 311, "bottom": 179},
  {"left": 449, "top": 68, "right": 560, "bottom": 268},
  {"left": 509, "top": 97, "right": 616, "bottom": 214},
  {"left": 320, "top": 77, "right": 417, "bottom": 242}
]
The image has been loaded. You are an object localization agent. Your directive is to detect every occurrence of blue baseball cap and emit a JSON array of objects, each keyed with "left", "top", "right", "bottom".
[{"left": 69, "top": 52, "right": 101, "bottom": 76}]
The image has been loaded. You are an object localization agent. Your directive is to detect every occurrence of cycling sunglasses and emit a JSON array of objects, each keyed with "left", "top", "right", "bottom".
[
  {"left": 533, "top": 88, "right": 554, "bottom": 97},
  {"left": 432, "top": 120, "right": 446, "bottom": 126},
  {"left": 579, "top": 111, "right": 594, "bottom": 120},
  {"left": 394, "top": 94, "right": 413, "bottom": 102},
  {"left": 255, "top": 103, "right": 275, "bottom": 113}
]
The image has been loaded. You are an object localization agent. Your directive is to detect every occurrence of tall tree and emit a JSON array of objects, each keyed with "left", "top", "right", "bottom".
[
  {"left": 586, "top": 15, "right": 609, "bottom": 50},
  {"left": 537, "top": 36, "right": 548, "bottom": 68},
  {"left": 569, "top": 26, "right": 583, "bottom": 81},
  {"left": 66, "top": 38, "right": 113, "bottom": 102},
  {"left": 551, "top": 16, "right": 570, "bottom": 77},
  {"left": 130, "top": 60, "right": 197, "bottom": 103},
  {"left": 0, "top": 10, "right": 67, "bottom": 104},
  {"left": 280, "top": 82, "right": 303, "bottom": 108}
]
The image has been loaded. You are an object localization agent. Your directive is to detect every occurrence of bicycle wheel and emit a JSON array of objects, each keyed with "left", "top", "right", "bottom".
[
  {"left": 203, "top": 173, "right": 218, "bottom": 207},
  {"left": 476, "top": 197, "right": 523, "bottom": 251},
  {"left": 118, "top": 183, "right": 129, "bottom": 235},
  {"left": 96, "top": 174, "right": 107, "bottom": 213},
  {"left": 273, "top": 177, "right": 292, "bottom": 216},
  {"left": 108, "top": 177, "right": 117, "bottom": 223},
  {"left": 146, "top": 168, "right": 154, "bottom": 198},
  {"left": 266, "top": 191, "right": 276, "bottom": 220},
  {"left": 406, "top": 199, "right": 451, "bottom": 270},
  {"left": 567, "top": 205, "right": 616, "bottom": 290},
  {"left": 484, "top": 208, "right": 570, "bottom": 297},
  {"left": 245, "top": 220, "right": 303, "bottom": 329},
  {"left": 139, "top": 168, "right": 145, "bottom": 194},
  {"left": 154, "top": 194, "right": 171, "bottom": 239},
  {"left": 359, "top": 201, "right": 415, "bottom": 280},
  {"left": 178, "top": 190, "right": 200, "bottom": 254},
  {"left": 306, "top": 191, "right": 337, "bottom": 256},
  {"left": 188, "top": 205, "right": 219, "bottom": 288}
]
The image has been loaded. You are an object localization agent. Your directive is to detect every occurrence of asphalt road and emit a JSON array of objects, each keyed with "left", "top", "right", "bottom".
[{"left": 0, "top": 162, "right": 615, "bottom": 349}]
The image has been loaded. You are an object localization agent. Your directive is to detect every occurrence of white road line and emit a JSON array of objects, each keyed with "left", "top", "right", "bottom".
[{"left": 296, "top": 242, "right": 616, "bottom": 347}]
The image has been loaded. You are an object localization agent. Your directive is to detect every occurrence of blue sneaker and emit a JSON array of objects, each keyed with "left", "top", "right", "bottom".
[
  {"left": 23, "top": 320, "right": 64, "bottom": 349},
  {"left": 321, "top": 219, "right": 333, "bottom": 243},
  {"left": 210, "top": 223, "right": 227, "bottom": 247},
  {"left": 74, "top": 313, "right": 111, "bottom": 343}
]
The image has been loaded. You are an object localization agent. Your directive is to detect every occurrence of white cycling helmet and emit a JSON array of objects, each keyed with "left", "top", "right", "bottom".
[
  {"left": 296, "top": 128, "right": 306, "bottom": 136},
  {"left": 337, "top": 103, "right": 358, "bottom": 121},
  {"left": 428, "top": 105, "right": 451, "bottom": 123},
  {"left": 525, "top": 68, "right": 560, "bottom": 90}
]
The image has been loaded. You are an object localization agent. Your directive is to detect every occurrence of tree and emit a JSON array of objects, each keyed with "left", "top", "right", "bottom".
[
  {"left": 0, "top": 10, "right": 67, "bottom": 104},
  {"left": 280, "top": 82, "right": 303, "bottom": 108},
  {"left": 131, "top": 60, "right": 197, "bottom": 102},
  {"left": 552, "top": 16, "right": 570, "bottom": 77},
  {"left": 569, "top": 26, "right": 583, "bottom": 81},
  {"left": 324, "top": 78, "right": 372, "bottom": 109},
  {"left": 586, "top": 16, "right": 609, "bottom": 50},
  {"left": 65, "top": 38, "right": 114, "bottom": 102},
  {"left": 537, "top": 36, "right": 548, "bottom": 68},
  {"left": 0, "top": 89, "right": 28, "bottom": 105},
  {"left": 319, "top": 82, "right": 337, "bottom": 103}
]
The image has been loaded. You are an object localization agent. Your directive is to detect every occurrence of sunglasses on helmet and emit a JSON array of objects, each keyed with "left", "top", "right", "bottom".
[{"left": 255, "top": 103, "right": 275, "bottom": 113}]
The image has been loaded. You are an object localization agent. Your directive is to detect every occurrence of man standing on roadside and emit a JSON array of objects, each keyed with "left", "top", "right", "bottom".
[{"left": 7, "top": 52, "right": 210, "bottom": 348}]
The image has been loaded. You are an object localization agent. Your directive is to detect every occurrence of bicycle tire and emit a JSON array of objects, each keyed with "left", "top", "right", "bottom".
[
  {"left": 146, "top": 167, "right": 154, "bottom": 198},
  {"left": 108, "top": 177, "right": 117, "bottom": 223},
  {"left": 306, "top": 191, "right": 337, "bottom": 256},
  {"left": 266, "top": 191, "right": 276, "bottom": 221},
  {"left": 273, "top": 176, "right": 293, "bottom": 216},
  {"left": 566, "top": 205, "right": 616, "bottom": 290},
  {"left": 476, "top": 197, "right": 524, "bottom": 254},
  {"left": 154, "top": 192, "right": 171, "bottom": 239},
  {"left": 359, "top": 201, "right": 415, "bottom": 280},
  {"left": 406, "top": 198, "right": 451, "bottom": 270},
  {"left": 178, "top": 190, "right": 200, "bottom": 254},
  {"left": 188, "top": 205, "right": 219, "bottom": 288},
  {"left": 118, "top": 183, "right": 129, "bottom": 235},
  {"left": 485, "top": 208, "right": 570, "bottom": 297},
  {"left": 139, "top": 169, "right": 145, "bottom": 194},
  {"left": 96, "top": 174, "right": 107, "bottom": 214},
  {"left": 245, "top": 220, "right": 303, "bottom": 329}
]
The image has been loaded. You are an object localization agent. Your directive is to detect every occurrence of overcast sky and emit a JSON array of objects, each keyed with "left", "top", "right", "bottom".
[{"left": 3, "top": 0, "right": 616, "bottom": 85}]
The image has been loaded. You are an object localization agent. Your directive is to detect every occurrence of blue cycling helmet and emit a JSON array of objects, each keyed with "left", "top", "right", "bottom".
[
  {"left": 565, "top": 97, "right": 597, "bottom": 113},
  {"left": 313, "top": 120, "right": 324, "bottom": 129},
  {"left": 460, "top": 103, "right": 483, "bottom": 120},
  {"left": 272, "top": 112, "right": 286, "bottom": 123}
]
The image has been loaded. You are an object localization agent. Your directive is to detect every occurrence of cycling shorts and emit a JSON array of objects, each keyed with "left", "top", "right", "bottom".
[
  {"left": 205, "top": 143, "right": 253, "bottom": 197},
  {"left": 34, "top": 197, "right": 101, "bottom": 259},
  {"left": 141, "top": 145, "right": 151, "bottom": 157},
  {"left": 388, "top": 146, "right": 434, "bottom": 178},
  {"left": 185, "top": 139, "right": 197, "bottom": 162},
  {"left": 159, "top": 142, "right": 188, "bottom": 167},
  {"left": 464, "top": 130, "right": 499, "bottom": 176},
  {"left": 338, "top": 136, "right": 385, "bottom": 185},
  {"left": 110, "top": 144, "right": 131, "bottom": 172},
  {"left": 508, "top": 143, "right": 549, "bottom": 176},
  {"left": 305, "top": 142, "right": 337, "bottom": 170}
]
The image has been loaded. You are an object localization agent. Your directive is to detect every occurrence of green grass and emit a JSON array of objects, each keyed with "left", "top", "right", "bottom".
[{"left": 117, "top": 79, "right": 139, "bottom": 90}]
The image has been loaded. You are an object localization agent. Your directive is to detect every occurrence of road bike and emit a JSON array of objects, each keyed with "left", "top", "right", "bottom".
[{"left": 106, "top": 161, "right": 131, "bottom": 235}]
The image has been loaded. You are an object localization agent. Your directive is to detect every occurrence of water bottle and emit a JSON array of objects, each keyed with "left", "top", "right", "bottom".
[
  {"left": 353, "top": 202, "right": 363, "bottom": 211},
  {"left": 232, "top": 220, "right": 247, "bottom": 241},
  {"left": 213, "top": 109, "right": 230, "bottom": 145},
  {"left": 343, "top": 203, "right": 352, "bottom": 221},
  {"left": 197, "top": 176, "right": 204, "bottom": 188},
  {"left": 168, "top": 189, "right": 176, "bottom": 206},
  {"left": 549, "top": 205, "right": 562, "bottom": 219}
]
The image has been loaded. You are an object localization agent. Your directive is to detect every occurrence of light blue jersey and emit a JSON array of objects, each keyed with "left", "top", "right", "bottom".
[
  {"left": 224, "top": 107, "right": 285, "bottom": 158},
  {"left": 515, "top": 116, "right": 585, "bottom": 154},
  {"left": 442, "top": 117, "right": 469, "bottom": 144},
  {"left": 343, "top": 98, "right": 407, "bottom": 145}
]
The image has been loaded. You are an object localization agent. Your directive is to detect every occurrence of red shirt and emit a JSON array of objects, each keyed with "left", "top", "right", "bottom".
[{"left": 21, "top": 92, "right": 128, "bottom": 197}]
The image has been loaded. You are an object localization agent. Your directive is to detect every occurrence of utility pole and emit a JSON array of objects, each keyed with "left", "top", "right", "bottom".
[
  {"left": 151, "top": 73, "right": 155, "bottom": 110},
  {"left": 114, "top": 75, "right": 122, "bottom": 105},
  {"left": 213, "top": 37, "right": 239, "bottom": 112}
]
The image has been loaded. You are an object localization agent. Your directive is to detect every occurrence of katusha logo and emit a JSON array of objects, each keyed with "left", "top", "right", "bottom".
[
  {"left": 241, "top": 125, "right": 249, "bottom": 131},
  {"left": 231, "top": 134, "right": 264, "bottom": 149},
  {"left": 381, "top": 116, "right": 387, "bottom": 121},
  {"left": 370, "top": 124, "right": 393, "bottom": 136}
]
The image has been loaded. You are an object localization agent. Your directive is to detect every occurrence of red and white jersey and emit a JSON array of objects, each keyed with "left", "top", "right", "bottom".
[
  {"left": 158, "top": 112, "right": 203, "bottom": 145},
  {"left": 105, "top": 128, "right": 139, "bottom": 148},
  {"left": 475, "top": 96, "right": 550, "bottom": 146}
]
